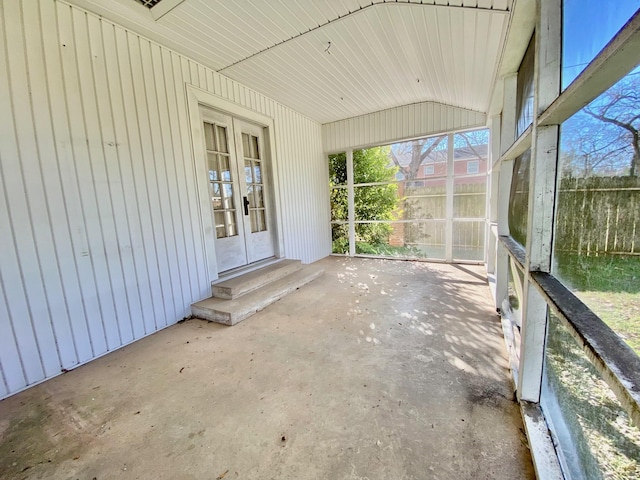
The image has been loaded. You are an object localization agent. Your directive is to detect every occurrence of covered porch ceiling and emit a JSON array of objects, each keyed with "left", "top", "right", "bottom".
[{"left": 69, "top": 0, "right": 513, "bottom": 124}]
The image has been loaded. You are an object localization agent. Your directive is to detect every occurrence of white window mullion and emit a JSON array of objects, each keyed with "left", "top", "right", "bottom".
[
  {"left": 518, "top": 0, "right": 562, "bottom": 403},
  {"left": 445, "top": 133, "right": 454, "bottom": 262},
  {"left": 486, "top": 115, "right": 501, "bottom": 284},
  {"left": 346, "top": 150, "right": 356, "bottom": 256},
  {"left": 495, "top": 74, "right": 517, "bottom": 309}
]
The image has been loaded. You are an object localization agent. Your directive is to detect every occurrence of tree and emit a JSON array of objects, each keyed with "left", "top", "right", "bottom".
[
  {"left": 389, "top": 135, "right": 446, "bottom": 180},
  {"left": 388, "top": 131, "right": 488, "bottom": 180},
  {"left": 385, "top": 131, "right": 488, "bottom": 247},
  {"left": 329, "top": 147, "right": 399, "bottom": 253},
  {"left": 561, "top": 73, "right": 639, "bottom": 177}
]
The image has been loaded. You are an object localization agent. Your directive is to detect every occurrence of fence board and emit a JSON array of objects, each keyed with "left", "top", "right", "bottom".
[{"left": 556, "top": 177, "right": 640, "bottom": 256}]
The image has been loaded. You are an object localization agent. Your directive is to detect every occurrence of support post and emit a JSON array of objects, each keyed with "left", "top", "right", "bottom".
[
  {"left": 486, "top": 115, "right": 501, "bottom": 301},
  {"left": 347, "top": 150, "right": 356, "bottom": 257},
  {"left": 445, "top": 133, "right": 454, "bottom": 262},
  {"left": 517, "top": 0, "right": 562, "bottom": 402},
  {"left": 495, "top": 75, "right": 517, "bottom": 309}
]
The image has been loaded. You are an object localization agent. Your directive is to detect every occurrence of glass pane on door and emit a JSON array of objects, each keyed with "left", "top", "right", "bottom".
[
  {"left": 242, "top": 132, "right": 267, "bottom": 233},
  {"left": 204, "top": 121, "right": 237, "bottom": 239}
]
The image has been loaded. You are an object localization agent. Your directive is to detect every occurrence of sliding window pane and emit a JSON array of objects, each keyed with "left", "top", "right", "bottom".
[
  {"left": 331, "top": 223, "right": 348, "bottom": 254},
  {"left": 389, "top": 135, "right": 448, "bottom": 181},
  {"left": 516, "top": 36, "right": 535, "bottom": 137},
  {"left": 403, "top": 184, "right": 446, "bottom": 221},
  {"left": 354, "top": 184, "right": 400, "bottom": 221},
  {"left": 453, "top": 129, "right": 488, "bottom": 175},
  {"left": 353, "top": 146, "right": 398, "bottom": 183},
  {"left": 553, "top": 72, "right": 640, "bottom": 355},
  {"left": 401, "top": 221, "right": 444, "bottom": 260},
  {"left": 508, "top": 259, "right": 525, "bottom": 329},
  {"left": 348, "top": 221, "right": 442, "bottom": 259},
  {"left": 542, "top": 314, "right": 640, "bottom": 479},
  {"left": 453, "top": 221, "right": 485, "bottom": 261},
  {"left": 508, "top": 150, "right": 531, "bottom": 247},
  {"left": 562, "top": 0, "right": 640, "bottom": 90},
  {"left": 330, "top": 187, "right": 347, "bottom": 222},
  {"left": 329, "top": 152, "right": 347, "bottom": 186},
  {"left": 454, "top": 178, "right": 486, "bottom": 219}
]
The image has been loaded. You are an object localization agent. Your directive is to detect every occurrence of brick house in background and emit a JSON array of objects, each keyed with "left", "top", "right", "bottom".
[{"left": 388, "top": 143, "right": 488, "bottom": 247}]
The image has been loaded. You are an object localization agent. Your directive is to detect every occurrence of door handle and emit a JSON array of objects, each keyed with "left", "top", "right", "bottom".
[{"left": 243, "top": 196, "right": 250, "bottom": 216}]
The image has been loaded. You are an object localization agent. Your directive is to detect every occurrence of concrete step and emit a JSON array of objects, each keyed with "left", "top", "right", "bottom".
[
  {"left": 211, "top": 259, "right": 302, "bottom": 299},
  {"left": 192, "top": 264, "right": 324, "bottom": 326}
]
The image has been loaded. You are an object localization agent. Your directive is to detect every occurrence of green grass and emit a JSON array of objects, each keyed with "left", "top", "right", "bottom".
[
  {"left": 554, "top": 253, "right": 640, "bottom": 355},
  {"left": 355, "top": 242, "right": 427, "bottom": 258},
  {"left": 546, "top": 253, "right": 640, "bottom": 477},
  {"left": 546, "top": 317, "right": 640, "bottom": 479},
  {"left": 331, "top": 239, "right": 429, "bottom": 258},
  {"left": 577, "top": 291, "right": 640, "bottom": 354},
  {"left": 554, "top": 253, "right": 640, "bottom": 294}
]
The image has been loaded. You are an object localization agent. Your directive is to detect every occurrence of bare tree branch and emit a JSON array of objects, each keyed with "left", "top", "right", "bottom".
[
  {"left": 584, "top": 105, "right": 639, "bottom": 177},
  {"left": 457, "top": 132, "right": 485, "bottom": 161},
  {"left": 418, "top": 136, "right": 445, "bottom": 162},
  {"left": 389, "top": 148, "right": 407, "bottom": 176}
]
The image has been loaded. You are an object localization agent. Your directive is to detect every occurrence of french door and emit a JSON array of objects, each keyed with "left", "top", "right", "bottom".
[{"left": 200, "top": 107, "right": 275, "bottom": 273}]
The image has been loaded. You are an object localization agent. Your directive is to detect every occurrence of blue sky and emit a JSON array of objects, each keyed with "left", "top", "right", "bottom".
[{"left": 563, "top": 1, "right": 640, "bottom": 88}]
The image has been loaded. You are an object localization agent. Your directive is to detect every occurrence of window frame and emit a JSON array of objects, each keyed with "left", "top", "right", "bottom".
[
  {"left": 493, "top": 0, "right": 640, "bottom": 439},
  {"left": 466, "top": 160, "right": 479, "bottom": 175}
]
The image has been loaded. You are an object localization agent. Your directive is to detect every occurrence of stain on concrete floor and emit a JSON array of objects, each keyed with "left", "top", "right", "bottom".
[{"left": 0, "top": 257, "right": 535, "bottom": 479}]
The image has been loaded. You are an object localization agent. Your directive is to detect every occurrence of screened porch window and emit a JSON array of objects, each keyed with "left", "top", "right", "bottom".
[
  {"left": 562, "top": 0, "right": 640, "bottom": 89},
  {"left": 507, "top": 150, "right": 531, "bottom": 248},
  {"left": 516, "top": 35, "right": 535, "bottom": 138},
  {"left": 329, "top": 129, "right": 489, "bottom": 262},
  {"left": 552, "top": 70, "right": 640, "bottom": 356}
]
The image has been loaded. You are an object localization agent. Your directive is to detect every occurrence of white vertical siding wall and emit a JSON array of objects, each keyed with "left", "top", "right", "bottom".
[
  {"left": 0, "top": 0, "right": 330, "bottom": 399},
  {"left": 322, "top": 101, "right": 487, "bottom": 152}
]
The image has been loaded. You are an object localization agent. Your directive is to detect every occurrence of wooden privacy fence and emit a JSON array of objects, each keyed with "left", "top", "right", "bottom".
[
  {"left": 351, "top": 176, "right": 640, "bottom": 257},
  {"left": 388, "top": 183, "right": 486, "bottom": 250},
  {"left": 555, "top": 176, "right": 640, "bottom": 256}
]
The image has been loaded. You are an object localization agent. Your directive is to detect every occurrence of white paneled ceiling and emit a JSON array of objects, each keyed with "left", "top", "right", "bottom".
[{"left": 70, "top": 0, "right": 512, "bottom": 123}]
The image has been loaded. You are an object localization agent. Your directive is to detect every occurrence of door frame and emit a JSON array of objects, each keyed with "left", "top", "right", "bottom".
[{"left": 186, "top": 84, "right": 284, "bottom": 283}]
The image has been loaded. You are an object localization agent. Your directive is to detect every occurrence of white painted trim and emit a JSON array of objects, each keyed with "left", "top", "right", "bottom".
[
  {"left": 497, "top": 160, "right": 513, "bottom": 239},
  {"left": 494, "top": 67, "right": 517, "bottom": 327},
  {"left": 346, "top": 150, "right": 356, "bottom": 257},
  {"left": 517, "top": 284, "right": 547, "bottom": 402},
  {"left": 185, "top": 84, "right": 285, "bottom": 282},
  {"left": 150, "top": 0, "right": 185, "bottom": 20},
  {"left": 517, "top": 0, "right": 562, "bottom": 404},
  {"left": 63, "top": 0, "right": 213, "bottom": 70},
  {"left": 489, "top": 118, "right": 501, "bottom": 219},
  {"left": 500, "top": 74, "right": 518, "bottom": 156},
  {"left": 521, "top": 402, "right": 565, "bottom": 480},
  {"left": 445, "top": 133, "right": 455, "bottom": 262},
  {"left": 525, "top": 126, "right": 557, "bottom": 272},
  {"left": 495, "top": 158, "right": 513, "bottom": 311},
  {"left": 494, "top": 0, "right": 536, "bottom": 78},
  {"left": 539, "top": 9, "right": 640, "bottom": 127},
  {"left": 486, "top": 116, "right": 501, "bottom": 283},
  {"left": 500, "top": 125, "right": 532, "bottom": 164}
]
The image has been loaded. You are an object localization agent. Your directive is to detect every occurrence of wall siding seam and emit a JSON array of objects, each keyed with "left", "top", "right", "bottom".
[
  {"left": 53, "top": 0, "right": 97, "bottom": 361},
  {"left": 86, "top": 13, "right": 128, "bottom": 349},
  {"left": 0, "top": 0, "right": 329, "bottom": 399},
  {"left": 2, "top": 0, "right": 51, "bottom": 382},
  {"left": 113, "top": 23, "right": 159, "bottom": 340},
  {"left": 26, "top": 0, "right": 80, "bottom": 368},
  {"left": 20, "top": 1, "right": 66, "bottom": 370}
]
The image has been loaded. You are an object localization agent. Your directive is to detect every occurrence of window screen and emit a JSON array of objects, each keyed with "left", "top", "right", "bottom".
[{"left": 516, "top": 35, "right": 535, "bottom": 138}]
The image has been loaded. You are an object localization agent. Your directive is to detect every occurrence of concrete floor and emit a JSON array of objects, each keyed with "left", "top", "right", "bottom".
[{"left": 0, "top": 257, "right": 535, "bottom": 480}]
